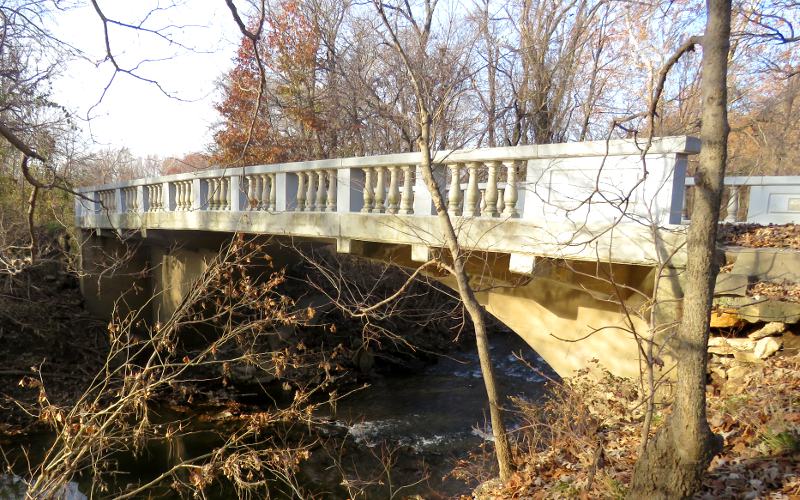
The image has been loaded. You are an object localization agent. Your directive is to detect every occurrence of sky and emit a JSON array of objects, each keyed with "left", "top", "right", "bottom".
[{"left": 50, "top": 1, "right": 243, "bottom": 159}]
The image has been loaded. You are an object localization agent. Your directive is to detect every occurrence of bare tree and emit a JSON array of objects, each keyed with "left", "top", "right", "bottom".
[
  {"left": 371, "top": 0, "right": 514, "bottom": 481},
  {"left": 629, "top": 0, "right": 730, "bottom": 497}
]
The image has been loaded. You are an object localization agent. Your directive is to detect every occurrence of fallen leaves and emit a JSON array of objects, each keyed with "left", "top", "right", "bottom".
[
  {"left": 718, "top": 223, "right": 800, "bottom": 250},
  {"left": 468, "top": 354, "right": 800, "bottom": 499}
]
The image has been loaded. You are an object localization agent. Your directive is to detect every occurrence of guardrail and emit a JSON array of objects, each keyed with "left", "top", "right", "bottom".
[
  {"left": 75, "top": 136, "right": 699, "bottom": 229},
  {"left": 683, "top": 176, "right": 800, "bottom": 224}
]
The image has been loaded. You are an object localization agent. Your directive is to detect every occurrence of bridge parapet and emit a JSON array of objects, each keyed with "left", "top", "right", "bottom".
[{"left": 75, "top": 136, "right": 699, "bottom": 268}]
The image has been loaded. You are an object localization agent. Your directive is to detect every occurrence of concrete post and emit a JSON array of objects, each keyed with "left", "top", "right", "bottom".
[
  {"left": 413, "top": 165, "right": 434, "bottom": 216},
  {"left": 337, "top": 167, "right": 364, "bottom": 213},
  {"left": 113, "top": 189, "right": 123, "bottom": 214},
  {"left": 229, "top": 175, "right": 243, "bottom": 212},
  {"left": 136, "top": 185, "right": 146, "bottom": 214},
  {"left": 163, "top": 181, "right": 173, "bottom": 211},
  {"left": 192, "top": 178, "right": 203, "bottom": 211},
  {"left": 276, "top": 172, "right": 299, "bottom": 211}
]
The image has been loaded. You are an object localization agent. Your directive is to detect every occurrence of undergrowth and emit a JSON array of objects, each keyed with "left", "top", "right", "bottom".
[{"left": 454, "top": 354, "right": 800, "bottom": 499}]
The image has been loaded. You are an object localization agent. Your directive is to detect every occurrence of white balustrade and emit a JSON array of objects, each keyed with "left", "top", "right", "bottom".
[
  {"left": 373, "top": 167, "right": 386, "bottom": 213},
  {"left": 447, "top": 163, "right": 463, "bottom": 216},
  {"left": 122, "top": 187, "right": 138, "bottom": 213},
  {"left": 724, "top": 186, "right": 739, "bottom": 223},
  {"left": 316, "top": 170, "right": 327, "bottom": 212},
  {"left": 361, "top": 168, "right": 374, "bottom": 213},
  {"left": 399, "top": 165, "right": 414, "bottom": 215},
  {"left": 502, "top": 161, "right": 519, "bottom": 217},
  {"left": 78, "top": 137, "right": 709, "bottom": 232},
  {"left": 98, "top": 189, "right": 117, "bottom": 213},
  {"left": 305, "top": 171, "right": 316, "bottom": 211},
  {"left": 174, "top": 180, "right": 193, "bottom": 211},
  {"left": 296, "top": 173, "right": 307, "bottom": 211},
  {"left": 326, "top": 170, "right": 336, "bottom": 212},
  {"left": 463, "top": 162, "right": 480, "bottom": 217},
  {"left": 482, "top": 161, "right": 499, "bottom": 217},
  {"left": 146, "top": 184, "right": 163, "bottom": 212}
]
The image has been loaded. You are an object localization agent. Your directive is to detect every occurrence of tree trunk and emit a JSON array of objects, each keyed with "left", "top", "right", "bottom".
[
  {"left": 628, "top": 1, "right": 730, "bottom": 498},
  {"left": 417, "top": 109, "right": 514, "bottom": 481}
]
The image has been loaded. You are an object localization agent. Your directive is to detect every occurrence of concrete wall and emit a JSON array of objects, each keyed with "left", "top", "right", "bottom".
[{"left": 78, "top": 230, "right": 153, "bottom": 320}]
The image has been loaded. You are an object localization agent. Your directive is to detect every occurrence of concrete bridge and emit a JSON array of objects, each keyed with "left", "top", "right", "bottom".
[{"left": 74, "top": 136, "right": 700, "bottom": 379}]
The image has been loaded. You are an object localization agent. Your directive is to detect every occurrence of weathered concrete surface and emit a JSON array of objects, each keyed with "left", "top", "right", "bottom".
[
  {"left": 436, "top": 262, "right": 661, "bottom": 380},
  {"left": 730, "top": 248, "right": 800, "bottom": 282},
  {"left": 78, "top": 232, "right": 152, "bottom": 320}
]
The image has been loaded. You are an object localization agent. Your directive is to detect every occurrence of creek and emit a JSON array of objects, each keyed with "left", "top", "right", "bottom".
[{"left": 1, "top": 330, "right": 553, "bottom": 499}]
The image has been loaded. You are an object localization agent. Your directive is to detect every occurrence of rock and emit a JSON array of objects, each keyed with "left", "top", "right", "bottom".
[
  {"left": 708, "top": 336, "right": 755, "bottom": 355},
  {"left": 473, "top": 478, "right": 504, "bottom": 499},
  {"left": 714, "top": 273, "right": 749, "bottom": 297},
  {"left": 782, "top": 332, "right": 800, "bottom": 356},
  {"left": 748, "top": 322, "right": 786, "bottom": 340},
  {"left": 710, "top": 365, "right": 728, "bottom": 380},
  {"left": 726, "top": 363, "right": 752, "bottom": 381},
  {"left": 710, "top": 309, "right": 743, "bottom": 328},
  {"left": 754, "top": 336, "right": 782, "bottom": 359}
]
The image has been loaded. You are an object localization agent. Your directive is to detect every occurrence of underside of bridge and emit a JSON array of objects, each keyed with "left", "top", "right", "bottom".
[{"left": 78, "top": 229, "right": 679, "bottom": 381}]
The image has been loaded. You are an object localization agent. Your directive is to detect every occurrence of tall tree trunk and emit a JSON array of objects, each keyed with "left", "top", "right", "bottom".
[
  {"left": 628, "top": 0, "right": 729, "bottom": 497},
  {"left": 416, "top": 109, "right": 514, "bottom": 480}
]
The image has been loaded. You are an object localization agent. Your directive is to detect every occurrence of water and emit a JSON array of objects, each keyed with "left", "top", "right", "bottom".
[{"left": 2, "top": 331, "right": 553, "bottom": 498}]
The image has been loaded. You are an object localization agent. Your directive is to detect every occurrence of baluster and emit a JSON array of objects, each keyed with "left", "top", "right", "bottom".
[
  {"left": 463, "top": 162, "right": 480, "bottom": 216},
  {"left": 496, "top": 187, "right": 505, "bottom": 214},
  {"left": 482, "top": 161, "right": 499, "bottom": 217},
  {"left": 362, "top": 168, "right": 374, "bottom": 213},
  {"left": 502, "top": 160, "right": 519, "bottom": 217},
  {"left": 182, "top": 182, "right": 189, "bottom": 211},
  {"left": 268, "top": 173, "right": 277, "bottom": 211},
  {"left": 399, "top": 165, "right": 414, "bottom": 215},
  {"left": 213, "top": 179, "right": 222, "bottom": 210},
  {"left": 174, "top": 184, "right": 180, "bottom": 211},
  {"left": 326, "top": 169, "right": 337, "bottom": 212},
  {"left": 222, "top": 177, "right": 230, "bottom": 210},
  {"left": 447, "top": 163, "right": 463, "bottom": 216},
  {"left": 257, "top": 175, "right": 268, "bottom": 210},
  {"left": 306, "top": 171, "right": 317, "bottom": 211},
  {"left": 296, "top": 172, "right": 307, "bottom": 211},
  {"left": 725, "top": 185, "right": 739, "bottom": 223},
  {"left": 316, "top": 170, "right": 327, "bottom": 211},
  {"left": 179, "top": 183, "right": 186, "bottom": 211},
  {"left": 246, "top": 176, "right": 255, "bottom": 210},
  {"left": 373, "top": 166, "right": 386, "bottom": 213},
  {"left": 386, "top": 166, "right": 401, "bottom": 214},
  {"left": 186, "top": 181, "right": 193, "bottom": 210},
  {"left": 479, "top": 189, "right": 486, "bottom": 213}
]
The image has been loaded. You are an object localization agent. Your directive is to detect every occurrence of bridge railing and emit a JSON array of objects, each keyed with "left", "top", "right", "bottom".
[
  {"left": 683, "top": 175, "right": 800, "bottom": 224},
  {"left": 76, "top": 136, "right": 699, "bottom": 229}
]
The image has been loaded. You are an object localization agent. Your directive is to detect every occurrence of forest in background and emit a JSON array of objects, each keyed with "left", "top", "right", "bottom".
[{"left": 1, "top": 0, "right": 798, "bottom": 193}]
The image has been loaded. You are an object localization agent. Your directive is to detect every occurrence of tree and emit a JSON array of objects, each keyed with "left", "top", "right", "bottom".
[
  {"left": 629, "top": 0, "right": 730, "bottom": 497},
  {"left": 372, "top": 0, "right": 514, "bottom": 481}
]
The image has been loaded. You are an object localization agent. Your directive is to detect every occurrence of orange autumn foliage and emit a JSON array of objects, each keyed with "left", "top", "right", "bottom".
[{"left": 213, "top": 0, "right": 322, "bottom": 166}]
